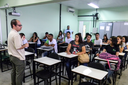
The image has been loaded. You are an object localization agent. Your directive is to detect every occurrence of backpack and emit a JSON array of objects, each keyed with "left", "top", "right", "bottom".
[{"left": 99, "top": 52, "right": 121, "bottom": 71}]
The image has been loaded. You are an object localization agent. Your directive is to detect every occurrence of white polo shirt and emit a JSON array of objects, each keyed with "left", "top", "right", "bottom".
[
  {"left": 63, "top": 37, "right": 73, "bottom": 44},
  {"left": 8, "top": 29, "right": 25, "bottom": 60},
  {"left": 94, "top": 38, "right": 102, "bottom": 45},
  {"left": 49, "top": 39, "right": 58, "bottom": 53}
]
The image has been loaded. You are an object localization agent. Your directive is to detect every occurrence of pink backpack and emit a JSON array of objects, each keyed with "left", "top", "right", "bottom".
[{"left": 99, "top": 52, "right": 121, "bottom": 71}]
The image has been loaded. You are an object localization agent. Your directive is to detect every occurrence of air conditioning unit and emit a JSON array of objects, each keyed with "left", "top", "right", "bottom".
[{"left": 68, "top": 7, "right": 75, "bottom": 13}]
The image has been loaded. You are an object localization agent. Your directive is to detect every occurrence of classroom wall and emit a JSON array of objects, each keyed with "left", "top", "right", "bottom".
[
  {"left": 78, "top": 6, "right": 128, "bottom": 39},
  {"left": 61, "top": 5, "right": 78, "bottom": 40},
  {"left": 0, "top": 3, "right": 78, "bottom": 43},
  {"left": 0, "top": 0, "right": 68, "bottom": 7}
]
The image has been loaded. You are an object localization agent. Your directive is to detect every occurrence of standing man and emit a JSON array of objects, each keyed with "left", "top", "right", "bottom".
[
  {"left": 64, "top": 25, "right": 73, "bottom": 38},
  {"left": 8, "top": 19, "right": 28, "bottom": 85}
]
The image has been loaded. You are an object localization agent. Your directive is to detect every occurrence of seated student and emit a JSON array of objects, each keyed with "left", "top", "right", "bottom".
[
  {"left": 117, "top": 36, "right": 125, "bottom": 53},
  {"left": 59, "top": 31, "right": 73, "bottom": 44},
  {"left": 97, "top": 36, "right": 119, "bottom": 84},
  {"left": 43, "top": 32, "right": 49, "bottom": 39},
  {"left": 57, "top": 30, "right": 64, "bottom": 43},
  {"left": 20, "top": 33, "right": 29, "bottom": 49},
  {"left": 102, "top": 34, "right": 109, "bottom": 44},
  {"left": 43, "top": 34, "right": 58, "bottom": 56},
  {"left": 92, "top": 33, "right": 102, "bottom": 57},
  {"left": 28, "top": 32, "right": 41, "bottom": 47},
  {"left": 84, "top": 34, "right": 93, "bottom": 54},
  {"left": 94, "top": 33, "right": 102, "bottom": 47},
  {"left": 122, "top": 36, "right": 128, "bottom": 49},
  {"left": 84, "top": 32, "right": 89, "bottom": 41},
  {"left": 66, "top": 33, "right": 86, "bottom": 81}
]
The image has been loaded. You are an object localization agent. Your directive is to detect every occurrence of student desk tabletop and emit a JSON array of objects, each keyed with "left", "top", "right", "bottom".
[
  {"left": 33, "top": 57, "right": 61, "bottom": 85},
  {"left": 94, "top": 56, "right": 118, "bottom": 63},
  {"left": 119, "top": 52, "right": 125, "bottom": 56},
  {"left": 72, "top": 65, "right": 108, "bottom": 80},
  {"left": 28, "top": 42, "right": 36, "bottom": 44},
  {"left": 25, "top": 51, "right": 34, "bottom": 56},
  {"left": 125, "top": 49, "right": 128, "bottom": 52},
  {"left": 37, "top": 46, "right": 53, "bottom": 51},
  {"left": 58, "top": 52, "right": 78, "bottom": 58},
  {"left": 102, "top": 43, "right": 109, "bottom": 45},
  {"left": 34, "top": 57, "right": 61, "bottom": 66},
  {"left": 71, "top": 65, "right": 108, "bottom": 85}
]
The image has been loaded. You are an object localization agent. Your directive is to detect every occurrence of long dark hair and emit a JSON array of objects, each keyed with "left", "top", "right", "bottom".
[
  {"left": 19, "top": 33, "right": 25, "bottom": 38},
  {"left": 103, "top": 34, "right": 108, "bottom": 41},
  {"left": 117, "top": 36, "right": 122, "bottom": 45},
  {"left": 32, "top": 32, "right": 38, "bottom": 39},
  {"left": 58, "top": 30, "right": 62, "bottom": 37},
  {"left": 75, "top": 33, "right": 83, "bottom": 44},
  {"left": 111, "top": 36, "right": 117, "bottom": 47},
  {"left": 123, "top": 36, "right": 127, "bottom": 43}
]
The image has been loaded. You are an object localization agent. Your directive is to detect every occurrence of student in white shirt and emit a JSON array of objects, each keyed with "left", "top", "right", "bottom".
[
  {"left": 64, "top": 25, "right": 73, "bottom": 38},
  {"left": 57, "top": 30, "right": 64, "bottom": 43},
  {"left": 59, "top": 31, "right": 73, "bottom": 44},
  {"left": 94, "top": 33, "right": 102, "bottom": 47},
  {"left": 19, "top": 33, "right": 29, "bottom": 48},
  {"left": 43, "top": 34, "right": 58, "bottom": 56}
]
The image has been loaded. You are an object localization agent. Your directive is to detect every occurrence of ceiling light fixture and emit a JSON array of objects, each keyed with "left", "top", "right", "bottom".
[{"left": 88, "top": 3, "right": 99, "bottom": 8}]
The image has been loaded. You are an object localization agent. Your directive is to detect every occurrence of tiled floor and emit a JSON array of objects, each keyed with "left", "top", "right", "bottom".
[{"left": 0, "top": 65, "right": 128, "bottom": 85}]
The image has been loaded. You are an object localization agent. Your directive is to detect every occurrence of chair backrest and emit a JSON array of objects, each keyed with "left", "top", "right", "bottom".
[
  {"left": 25, "top": 47, "right": 35, "bottom": 53},
  {"left": 48, "top": 53, "right": 59, "bottom": 60},
  {"left": 88, "top": 62, "right": 107, "bottom": 71},
  {"left": 59, "top": 43, "right": 68, "bottom": 46},
  {"left": 40, "top": 39, "right": 44, "bottom": 45}
]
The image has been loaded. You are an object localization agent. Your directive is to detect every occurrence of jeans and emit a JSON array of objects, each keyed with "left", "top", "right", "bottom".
[
  {"left": 66, "top": 58, "right": 77, "bottom": 80},
  {"left": 43, "top": 50, "right": 55, "bottom": 57}
]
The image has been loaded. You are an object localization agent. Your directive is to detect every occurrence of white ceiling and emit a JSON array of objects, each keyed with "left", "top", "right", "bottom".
[{"left": 59, "top": 0, "right": 128, "bottom": 9}]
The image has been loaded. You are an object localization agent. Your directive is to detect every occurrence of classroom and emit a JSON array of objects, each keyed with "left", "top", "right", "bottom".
[{"left": 0, "top": 0, "right": 128, "bottom": 85}]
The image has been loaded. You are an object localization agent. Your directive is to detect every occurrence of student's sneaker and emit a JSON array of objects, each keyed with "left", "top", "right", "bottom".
[
  {"left": 35, "top": 53, "right": 37, "bottom": 57},
  {"left": 69, "top": 80, "right": 75, "bottom": 85},
  {"left": 81, "top": 78, "right": 87, "bottom": 82},
  {"left": 107, "top": 78, "right": 111, "bottom": 84}
]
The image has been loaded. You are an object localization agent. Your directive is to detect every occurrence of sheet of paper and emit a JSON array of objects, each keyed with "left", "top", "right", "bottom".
[
  {"left": 106, "top": 26, "right": 110, "bottom": 31},
  {"left": 100, "top": 26, "right": 104, "bottom": 30},
  {"left": 108, "top": 23, "right": 112, "bottom": 26},
  {"left": 124, "top": 22, "right": 128, "bottom": 25}
]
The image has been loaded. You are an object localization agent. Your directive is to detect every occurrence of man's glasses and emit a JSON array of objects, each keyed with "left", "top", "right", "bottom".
[{"left": 17, "top": 24, "right": 22, "bottom": 27}]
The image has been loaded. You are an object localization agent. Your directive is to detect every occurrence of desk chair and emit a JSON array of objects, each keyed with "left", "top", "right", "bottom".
[
  {"left": 36, "top": 53, "right": 60, "bottom": 85},
  {"left": 23, "top": 47, "right": 35, "bottom": 82},
  {"left": 79, "top": 62, "right": 107, "bottom": 85},
  {"left": 58, "top": 43, "right": 68, "bottom": 52}
]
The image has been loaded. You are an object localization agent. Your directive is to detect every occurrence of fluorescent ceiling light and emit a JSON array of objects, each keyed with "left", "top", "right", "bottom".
[{"left": 88, "top": 3, "right": 99, "bottom": 8}]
